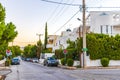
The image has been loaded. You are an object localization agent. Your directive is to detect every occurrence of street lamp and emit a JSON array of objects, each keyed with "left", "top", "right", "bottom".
[{"left": 77, "top": 18, "right": 83, "bottom": 37}]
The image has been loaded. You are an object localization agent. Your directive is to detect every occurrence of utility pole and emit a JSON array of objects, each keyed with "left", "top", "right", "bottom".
[
  {"left": 82, "top": 0, "right": 86, "bottom": 68},
  {"left": 36, "top": 34, "right": 43, "bottom": 41},
  {"left": 79, "top": 26, "right": 81, "bottom": 37},
  {"left": 36, "top": 33, "right": 43, "bottom": 59}
]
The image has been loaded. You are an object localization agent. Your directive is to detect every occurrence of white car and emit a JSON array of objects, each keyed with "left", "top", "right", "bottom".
[{"left": 32, "top": 58, "right": 39, "bottom": 63}]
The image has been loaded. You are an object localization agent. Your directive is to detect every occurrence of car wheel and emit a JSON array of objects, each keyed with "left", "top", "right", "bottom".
[
  {"left": 56, "top": 65, "right": 58, "bottom": 67},
  {"left": 47, "top": 63, "right": 49, "bottom": 67},
  {"left": 43, "top": 63, "right": 46, "bottom": 66}
]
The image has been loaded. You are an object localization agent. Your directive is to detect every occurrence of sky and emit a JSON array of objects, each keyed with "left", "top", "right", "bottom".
[{"left": 0, "top": 0, "right": 120, "bottom": 47}]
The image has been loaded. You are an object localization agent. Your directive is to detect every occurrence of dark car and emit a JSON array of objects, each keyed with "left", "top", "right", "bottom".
[
  {"left": 11, "top": 58, "right": 20, "bottom": 65},
  {"left": 43, "top": 57, "right": 59, "bottom": 66}
]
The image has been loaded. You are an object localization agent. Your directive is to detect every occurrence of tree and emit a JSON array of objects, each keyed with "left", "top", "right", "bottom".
[
  {"left": 30, "top": 45, "right": 37, "bottom": 58},
  {"left": 67, "top": 39, "right": 76, "bottom": 49},
  {"left": 0, "top": 3, "right": 5, "bottom": 22},
  {"left": 44, "top": 22, "right": 48, "bottom": 50},
  {"left": 23, "top": 44, "right": 38, "bottom": 58},
  {"left": 0, "top": 3, "right": 18, "bottom": 57},
  {"left": 85, "top": 33, "right": 120, "bottom": 60},
  {"left": 2, "top": 22, "right": 18, "bottom": 43},
  {"left": 23, "top": 44, "right": 32, "bottom": 58},
  {"left": 75, "top": 37, "right": 83, "bottom": 67},
  {"left": 66, "top": 39, "right": 77, "bottom": 60},
  {"left": 9, "top": 45, "right": 22, "bottom": 58},
  {"left": 0, "top": 3, "right": 6, "bottom": 43},
  {"left": 55, "top": 49, "right": 64, "bottom": 59},
  {"left": 86, "top": 33, "right": 108, "bottom": 59}
]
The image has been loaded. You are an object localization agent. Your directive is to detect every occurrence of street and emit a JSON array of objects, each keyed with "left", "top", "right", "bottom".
[{"left": 5, "top": 60, "right": 120, "bottom": 80}]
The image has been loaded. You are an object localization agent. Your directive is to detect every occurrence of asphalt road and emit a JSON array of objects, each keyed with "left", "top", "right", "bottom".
[{"left": 5, "top": 60, "right": 120, "bottom": 80}]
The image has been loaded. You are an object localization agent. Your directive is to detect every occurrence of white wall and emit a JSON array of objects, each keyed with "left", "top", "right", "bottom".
[
  {"left": 0, "top": 59, "right": 5, "bottom": 64},
  {"left": 86, "top": 56, "right": 120, "bottom": 67},
  {"left": 40, "top": 53, "right": 55, "bottom": 59},
  {"left": 86, "top": 56, "right": 102, "bottom": 67}
]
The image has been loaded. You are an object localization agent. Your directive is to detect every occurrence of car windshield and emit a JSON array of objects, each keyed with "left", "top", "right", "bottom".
[{"left": 48, "top": 57, "right": 55, "bottom": 60}]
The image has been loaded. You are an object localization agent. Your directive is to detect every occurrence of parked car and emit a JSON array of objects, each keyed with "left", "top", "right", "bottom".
[
  {"left": 43, "top": 57, "right": 59, "bottom": 66},
  {"left": 11, "top": 58, "right": 20, "bottom": 65},
  {"left": 32, "top": 58, "right": 39, "bottom": 63},
  {"left": 25, "top": 58, "right": 32, "bottom": 62}
]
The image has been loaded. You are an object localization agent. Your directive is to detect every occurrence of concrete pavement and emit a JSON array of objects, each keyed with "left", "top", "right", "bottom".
[
  {"left": 6, "top": 60, "right": 120, "bottom": 80},
  {"left": 0, "top": 60, "right": 12, "bottom": 80}
]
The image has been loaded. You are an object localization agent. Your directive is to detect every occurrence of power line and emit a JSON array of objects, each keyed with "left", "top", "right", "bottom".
[
  {"left": 88, "top": 6, "right": 120, "bottom": 9},
  {"left": 59, "top": 1, "right": 74, "bottom": 16},
  {"left": 42, "top": 0, "right": 120, "bottom": 35},
  {"left": 41, "top": 0, "right": 81, "bottom": 6},
  {"left": 49, "top": 0, "right": 68, "bottom": 23},
  {"left": 52, "top": 0, "right": 74, "bottom": 25},
  {"left": 58, "top": 0, "right": 74, "bottom": 16},
  {"left": 46, "top": 0, "right": 63, "bottom": 22},
  {"left": 41, "top": 0, "right": 120, "bottom": 8},
  {"left": 53, "top": 10, "right": 80, "bottom": 34}
]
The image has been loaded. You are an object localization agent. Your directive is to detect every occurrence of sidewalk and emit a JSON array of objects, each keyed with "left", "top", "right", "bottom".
[
  {"left": 85, "top": 66, "right": 120, "bottom": 69},
  {"left": 0, "top": 60, "right": 12, "bottom": 80},
  {"left": 58, "top": 64, "right": 120, "bottom": 70}
]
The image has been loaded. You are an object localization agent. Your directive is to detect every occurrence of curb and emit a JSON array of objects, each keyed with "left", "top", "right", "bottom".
[
  {"left": 66, "top": 66, "right": 77, "bottom": 70},
  {"left": 58, "top": 65, "right": 120, "bottom": 70},
  {"left": 58, "top": 65, "right": 77, "bottom": 70},
  {"left": 83, "top": 66, "right": 120, "bottom": 69}
]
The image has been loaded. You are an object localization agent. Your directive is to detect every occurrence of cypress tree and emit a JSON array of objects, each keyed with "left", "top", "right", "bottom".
[{"left": 44, "top": 22, "right": 48, "bottom": 50}]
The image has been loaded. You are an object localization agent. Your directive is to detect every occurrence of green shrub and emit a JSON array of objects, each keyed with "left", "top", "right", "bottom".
[
  {"left": 55, "top": 49, "right": 64, "bottom": 59},
  {"left": 101, "top": 57, "right": 109, "bottom": 67},
  {"left": 67, "top": 58, "right": 74, "bottom": 67},
  {"left": 61, "top": 58, "right": 66, "bottom": 65},
  {"left": 0, "top": 55, "right": 3, "bottom": 60}
]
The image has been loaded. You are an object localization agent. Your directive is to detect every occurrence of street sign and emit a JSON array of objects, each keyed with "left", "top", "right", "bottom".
[
  {"left": 6, "top": 50, "right": 12, "bottom": 56},
  {"left": 63, "top": 49, "right": 67, "bottom": 54},
  {"left": 82, "top": 48, "right": 88, "bottom": 51}
]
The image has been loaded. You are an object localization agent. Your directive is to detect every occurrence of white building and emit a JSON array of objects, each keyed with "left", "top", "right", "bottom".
[
  {"left": 48, "top": 11, "right": 120, "bottom": 52},
  {"left": 46, "top": 35, "right": 58, "bottom": 52},
  {"left": 90, "top": 11, "right": 120, "bottom": 36},
  {"left": 86, "top": 11, "right": 120, "bottom": 67},
  {"left": 47, "top": 11, "right": 120, "bottom": 67},
  {"left": 52, "top": 28, "right": 79, "bottom": 51}
]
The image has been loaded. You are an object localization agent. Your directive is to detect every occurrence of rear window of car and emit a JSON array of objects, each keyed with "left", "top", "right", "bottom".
[
  {"left": 12, "top": 59, "right": 19, "bottom": 61},
  {"left": 47, "top": 57, "right": 55, "bottom": 60}
]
